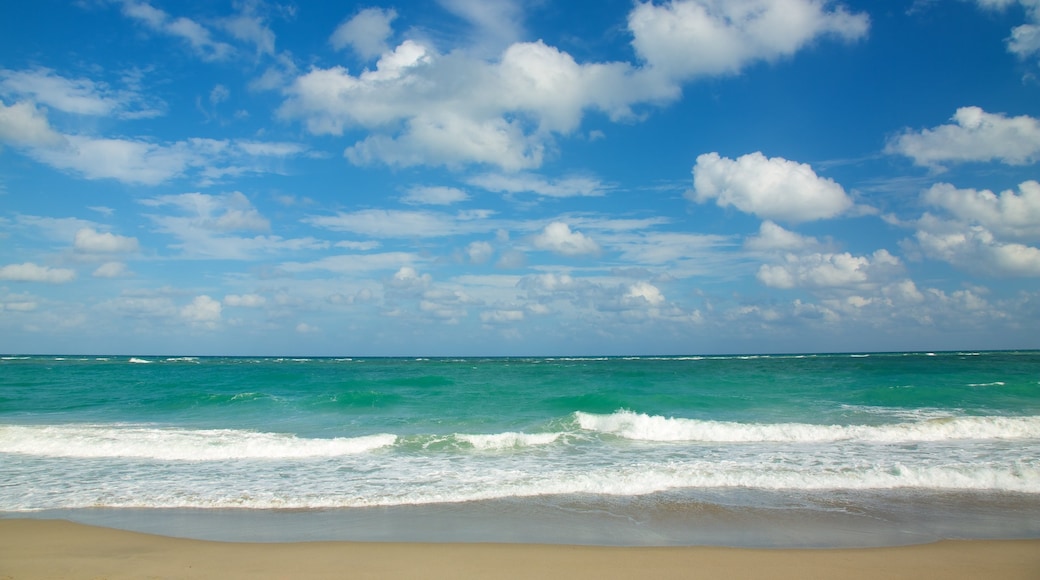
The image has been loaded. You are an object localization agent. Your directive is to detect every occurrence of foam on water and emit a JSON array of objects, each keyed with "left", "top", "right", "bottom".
[
  {"left": 574, "top": 410, "right": 1040, "bottom": 443},
  {"left": 0, "top": 424, "right": 397, "bottom": 460}
]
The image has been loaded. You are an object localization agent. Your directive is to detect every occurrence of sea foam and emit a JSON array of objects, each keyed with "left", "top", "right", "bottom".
[
  {"left": 0, "top": 424, "right": 396, "bottom": 460},
  {"left": 574, "top": 410, "right": 1040, "bottom": 443}
]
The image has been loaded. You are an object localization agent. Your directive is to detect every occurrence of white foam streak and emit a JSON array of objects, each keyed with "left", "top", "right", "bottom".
[
  {"left": 0, "top": 425, "right": 396, "bottom": 460},
  {"left": 574, "top": 411, "right": 1040, "bottom": 443},
  {"left": 456, "top": 432, "right": 561, "bottom": 450}
]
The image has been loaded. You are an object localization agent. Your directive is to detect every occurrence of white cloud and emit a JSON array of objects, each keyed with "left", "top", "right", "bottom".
[
  {"left": 532, "top": 222, "right": 601, "bottom": 256},
  {"left": 467, "top": 173, "right": 606, "bottom": 197},
  {"left": 280, "top": 1, "right": 864, "bottom": 171},
  {"left": 92, "top": 261, "right": 129, "bottom": 278},
  {"left": 224, "top": 293, "right": 266, "bottom": 307},
  {"left": 296, "top": 322, "right": 320, "bottom": 333},
  {"left": 0, "top": 67, "right": 163, "bottom": 119},
  {"left": 910, "top": 215, "right": 1040, "bottom": 277},
  {"left": 628, "top": 0, "right": 869, "bottom": 79},
  {"left": 0, "top": 262, "right": 76, "bottom": 283},
  {"left": 757, "top": 249, "right": 902, "bottom": 289},
  {"left": 623, "top": 281, "right": 665, "bottom": 306},
  {"left": 305, "top": 209, "right": 489, "bottom": 238},
  {"left": 886, "top": 107, "right": 1040, "bottom": 168},
  {"left": 142, "top": 192, "right": 324, "bottom": 259},
  {"left": 21, "top": 131, "right": 307, "bottom": 186},
  {"left": 74, "top": 228, "right": 140, "bottom": 253},
  {"left": 402, "top": 186, "right": 469, "bottom": 205},
  {"left": 119, "top": 0, "right": 234, "bottom": 61},
  {"left": 466, "top": 241, "right": 494, "bottom": 264},
  {"left": 222, "top": 8, "right": 276, "bottom": 57},
  {"left": 438, "top": 0, "right": 525, "bottom": 55},
  {"left": 0, "top": 100, "right": 66, "bottom": 148},
  {"left": 280, "top": 252, "right": 419, "bottom": 275},
  {"left": 922, "top": 181, "right": 1040, "bottom": 240},
  {"left": 744, "top": 220, "right": 821, "bottom": 252},
  {"left": 144, "top": 191, "right": 269, "bottom": 233},
  {"left": 330, "top": 7, "right": 397, "bottom": 59},
  {"left": 901, "top": 179, "right": 1040, "bottom": 277},
  {"left": 690, "top": 152, "right": 853, "bottom": 222},
  {"left": 180, "top": 295, "right": 222, "bottom": 326},
  {"left": 973, "top": 0, "right": 1040, "bottom": 58}
]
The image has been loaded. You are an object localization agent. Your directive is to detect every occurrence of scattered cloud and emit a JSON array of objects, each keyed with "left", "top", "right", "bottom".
[
  {"left": 531, "top": 222, "right": 601, "bottom": 256},
  {"left": 279, "top": 0, "right": 869, "bottom": 171},
  {"left": 0, "top": 100, "right": 66, "bottom": 148},
  {"left": 628, "top": 0, "right": 869, "bottom": 79},
  {"left": 74, "top": 228, "right": 139, "bottom": 254},
  {"left": 330, "top": 7, "right": 397, "bottom": 59},
  {"left": 900, "top": 180, "right": 1040, "bottom": 277},
  {"left": 180, "top": 294, "right": 222, "bottom": 326},
  {"left": 886, "top": 107, "right": 1040, "bottom": 169},
  {"left": 92, "top": 261, "right": 130, "bottom": 278},
  {"left": 117, "top": 0, "right": 234, "bottom": 61},
  {"left": 0, "top": 262, "right": 76, "bottom": 283},
  {"left": 0, "top": 67, "right": 164, "bottom": 119},
  {"left": 689, "top": 152, "right": 853, "bottom": 222},
  {"left": 468, "top": 173, "right": 606, "bottom": 197},
  {"left": 972, "top": 0, "right": 1040, "bottom": 58},
  {"left": 744, "top": 221, "right": 822, "bottom": 253},
  {"left": 305, "top": 209, "right": 490, "bottom": 238},
  {"left": 224, "top": 293, "right": 266, "bottom": 307},
  {"left": 402, "top": 186, "right": 469, "bottom": 205},
  {"left": 756, "top": 249, "right": 903, "bottom": 290}
]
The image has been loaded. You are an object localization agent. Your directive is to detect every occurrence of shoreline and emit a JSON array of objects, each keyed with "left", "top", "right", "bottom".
[{"left": 2, "top": 519, "right": 1039, "bottom": 579}]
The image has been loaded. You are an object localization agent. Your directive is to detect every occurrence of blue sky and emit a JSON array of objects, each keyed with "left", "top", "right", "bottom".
[{"left": 1, "top": 0, "right": 1039, "bottom": 356}]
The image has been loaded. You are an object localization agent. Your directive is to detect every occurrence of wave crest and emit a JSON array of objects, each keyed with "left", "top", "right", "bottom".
[{"left": 574, "top": 410, "right": 1040, "bottom": 443}]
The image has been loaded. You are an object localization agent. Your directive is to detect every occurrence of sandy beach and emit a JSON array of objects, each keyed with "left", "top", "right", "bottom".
[{"left": 1, "top": 519, "right": 1037, "bottom": 579}]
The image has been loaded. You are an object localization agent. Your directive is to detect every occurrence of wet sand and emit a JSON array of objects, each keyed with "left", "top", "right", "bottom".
[{"left": 1, "top": 519, "right": 1038, "bottom": 579}]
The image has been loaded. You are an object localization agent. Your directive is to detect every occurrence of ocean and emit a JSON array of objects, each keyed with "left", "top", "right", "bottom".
[{"left": 2, "top": 351, "right": 1039, "bottom": 547}]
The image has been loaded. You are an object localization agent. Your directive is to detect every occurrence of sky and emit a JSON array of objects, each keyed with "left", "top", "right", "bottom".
[{"left": 1, "top": 0, "right": 1039, "bottom": 356}]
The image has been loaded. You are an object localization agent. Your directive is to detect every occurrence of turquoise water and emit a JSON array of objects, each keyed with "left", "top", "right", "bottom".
[{"left": 2, "top": 351, "right": 1040, "bottom": 545}]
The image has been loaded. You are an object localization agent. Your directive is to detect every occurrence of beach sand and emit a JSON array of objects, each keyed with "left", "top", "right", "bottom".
[{"left": 1, "top": 519, "right": 1038, "bottom": 579}]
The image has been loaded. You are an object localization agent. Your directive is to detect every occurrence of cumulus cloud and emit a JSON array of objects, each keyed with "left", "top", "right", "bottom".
[
  {"left": 0, "top": 262, "right": 76, "bottom": 283},
  {"left": 466, "top": 241, "right": 494, "bottom": 264},
  {"left": 180, "top": 295, "right": 222, "bottom": 326},
  {"left": 973, "top": 0, "right": 1040, "bottom": 58},
  {"left": 922, "top": 181, "right": 1040, "bottom": 240},
  {"left": 279, "top": 1, "right": 866, "bottom": 171},
  {"left": 744, "top": 220, "right": 822, "bottom": 252},
  {"left": 629, "top": 0, "right": 869, "bottom": 79},
  {"left": 886, "top": 107, "right": 1040, "bottom": 168},
  {"left": 74, "top": 228, "right": 140, "bottom": 253},
  {"left": 623, "top": 281, "right": 665, "bottom": 306},
  {"left": 532, "top": 222, "right": 601, "bottom": 256},
  {"left": 909, "top": 215, "right": 1040, "bottom": 277},
  {"left": 690, "top": 152, "right": 853, "bottom": 222},
  {"left": 757, "top": 250, "right": 902, "bottom": 289},
  {"left": 901, "top": 180, "right": 1040, "bottom": 277},
  {"left": 92, "top": 261, "right": 129, "bottom": 278},
  {"left": 330, "top": 7, "right": 397, "bottom": 59},
  {"left": 0, "top": 100, "right": 66, "bottom": 147}
]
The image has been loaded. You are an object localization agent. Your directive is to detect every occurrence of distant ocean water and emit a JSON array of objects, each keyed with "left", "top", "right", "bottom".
[{"left": 2, "top": 352, "right": 1039, "bottom": 546}]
